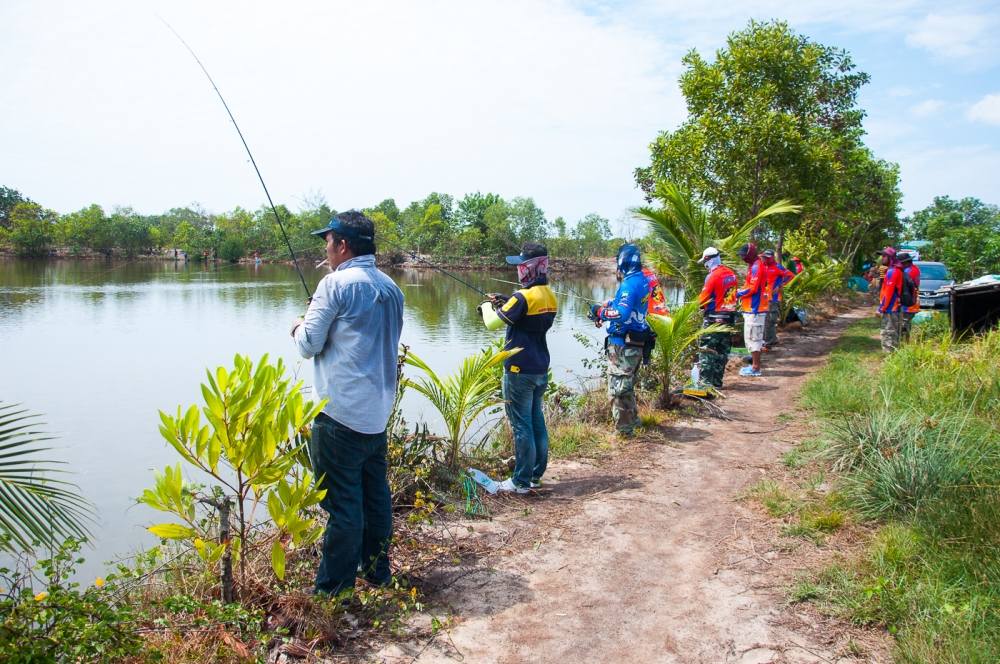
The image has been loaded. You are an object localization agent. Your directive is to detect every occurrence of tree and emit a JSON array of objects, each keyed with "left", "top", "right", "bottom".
[
  {"left": 906, "top": 196, "right": 1000, "bottom": 281},
  {"left": 110, "top": 207, "right": 153, "bottom": 257},
  {"left": 456, "top": 192, "right": 504, "bottom": 236},
  {"left": 508, "top": 197, "right": 548, "bottom": 244},
  {"left": 570, "top": 213, "right": 613, "bottom": 258},
  {"left": 1, "top": 186, "right": 32, "bottom": 230},
  {"left": 635, "top": 20, "right": 882, "bottom": 242},
  {"left": 10, "top": 202, "right": 56, "bottom": 257}
]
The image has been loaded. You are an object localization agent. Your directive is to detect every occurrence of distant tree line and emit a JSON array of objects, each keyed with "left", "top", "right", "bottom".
[
  {"left": 905, "top": 196, "right": 1000, "bottom": 281},
  {"left": 0, "top": 185, "right": 619, "bottom": 262}
]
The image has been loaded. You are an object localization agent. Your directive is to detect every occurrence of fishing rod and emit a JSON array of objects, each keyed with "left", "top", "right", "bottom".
[
  {"left": 159, "top": 17, "right": 312, "bottom": 301},
  {"left": 488, "top": 277, "right": 601, "bottom": 304}
]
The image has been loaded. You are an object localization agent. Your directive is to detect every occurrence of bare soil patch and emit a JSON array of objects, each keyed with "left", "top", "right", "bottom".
[{"left": 376, "top": 308, "right": 891, "bottom": 663}]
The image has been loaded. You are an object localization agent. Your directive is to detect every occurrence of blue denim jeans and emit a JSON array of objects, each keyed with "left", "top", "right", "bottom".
[
  {"left": 502, "top": 371, "right": 549, "bottom": 489},
  {"left": 309, "top": 414, "right": 393, "bottom": 596}
]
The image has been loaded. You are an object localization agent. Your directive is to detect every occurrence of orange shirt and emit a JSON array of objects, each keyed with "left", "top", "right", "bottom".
[{"left": 738, "top": 258, "right": 771, "bottom": 313}]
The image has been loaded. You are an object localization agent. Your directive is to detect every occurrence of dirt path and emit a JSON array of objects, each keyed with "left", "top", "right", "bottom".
[{"left": 379, "top": 308, "right": 886, "bottom": 663}]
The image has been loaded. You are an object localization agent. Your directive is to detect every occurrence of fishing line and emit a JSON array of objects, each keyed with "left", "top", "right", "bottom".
[{"left": 158, "top": 16, "right": 312, "bottom": 300}]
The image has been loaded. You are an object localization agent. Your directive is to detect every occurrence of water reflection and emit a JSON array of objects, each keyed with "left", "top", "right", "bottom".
[{"left": 1, "top": 258, "right": 650, "bottom": 576}]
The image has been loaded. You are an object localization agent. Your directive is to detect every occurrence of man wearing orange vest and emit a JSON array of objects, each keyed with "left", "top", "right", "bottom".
[
  {"left": 877, "top": 247, "right": 903, "bottom": 352},
  {"left": 643, "top": 267, "right": 671, "bottom": 317},
  {"left": 735, "top": 242, "right": 772, "bottom": 377},
  {"left": 898, "top": 252, "right": 920, "bottom": 342}
]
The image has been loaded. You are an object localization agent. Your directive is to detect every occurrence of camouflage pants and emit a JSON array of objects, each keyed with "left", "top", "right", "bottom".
[
  {"left": 764, "top": 299, "right": 780, "bottom": 346},
  {"left": 880, "top": 311, "right": 901, "bottom": 352},
  {"left": 607, "top": 344, "right": 643, "bottom": 434},
  {"left": 698, "top": 329, "right": 732, "bottom": 389},
  {"left": 901, "top": 311, "right": 916, "bottom": 341}
]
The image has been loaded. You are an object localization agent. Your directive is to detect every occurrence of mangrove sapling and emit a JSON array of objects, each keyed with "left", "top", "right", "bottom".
[
  {"left": 142, "top": 355, "right": 327, "bottom": 594},
  {"left": 403, "top": 345, "right": 521, "bottom": 472},
  {"left": 646, "top": 301, "right": 731, "bottom": 407}
]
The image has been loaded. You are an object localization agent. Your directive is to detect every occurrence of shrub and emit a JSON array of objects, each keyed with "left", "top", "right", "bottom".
[
  {"left": 219, "top": 237, "right": 245, "bottom": 262},
  {"left": 0, "top": 538, "right": 142, "bottom": 663}
]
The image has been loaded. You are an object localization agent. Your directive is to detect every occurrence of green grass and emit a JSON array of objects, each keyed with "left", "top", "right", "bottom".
[
  {"left": 793, "top": 317, "right": 1000, "bottom": 661},
  {"left": 782, "top": 437, "right": 826, "bottom": 469},
  {"left": 548, "top": 422, "right": 611, "bottom": 458},
  {"left": 745, "top": 479, "right": 800, "bottom": 517}
]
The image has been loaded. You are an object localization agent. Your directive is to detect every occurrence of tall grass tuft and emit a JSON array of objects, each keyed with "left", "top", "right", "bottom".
[{"left": 798, "top": 319, "right": 1000, "bottom": 660}]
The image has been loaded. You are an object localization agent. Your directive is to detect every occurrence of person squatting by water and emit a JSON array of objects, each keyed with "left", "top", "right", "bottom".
[
  {"left": 588, "top": 244, "right": 654, "bottom": 437},
  {"left": 876, "top": 246, "right": 903, "bottom": 352},
  {"left": 290, "top": 211, "right": 405, "bottom": 596},
  {"left": 486, "top": 243, "right": 557, "bottom": 494},
  {"left": 736, "top": 242, "right": 772, "bottom": 377},
  {"left": 696, "top": 247, "right": 738, "bottom": 389},
  {"left": 762, "top": 249, "right": 797, "bottom": 350}
]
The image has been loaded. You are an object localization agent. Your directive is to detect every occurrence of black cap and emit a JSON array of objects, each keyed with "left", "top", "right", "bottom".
[
  {"left": 761, "top": 249, "right": 775, "bottom": 258},
  {"left": 506, "top": 242, "right": 548, "bottom": 265},
  {"left": 897, "top": 252, "right": 913, "bottom": 263}
]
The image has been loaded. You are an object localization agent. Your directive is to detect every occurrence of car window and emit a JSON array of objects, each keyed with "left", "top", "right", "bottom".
[{"left": 918, "top": 264, "right": 950, "bottom": 280}]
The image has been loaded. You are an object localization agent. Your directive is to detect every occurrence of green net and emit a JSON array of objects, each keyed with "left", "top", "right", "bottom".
[{"left": 462, "top": 472, "right": 490, "bottom": 517}]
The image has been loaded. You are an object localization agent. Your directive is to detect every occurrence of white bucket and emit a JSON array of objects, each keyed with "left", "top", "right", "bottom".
[{"left": 478, "top": 301, "right": 505, "bottom": 331}]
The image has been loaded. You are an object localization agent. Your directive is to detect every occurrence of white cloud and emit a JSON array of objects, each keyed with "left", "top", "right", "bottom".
[
  {"left": 968, "top": 93, "right": 1000, "bottom": 125},
  {"left": 887, "top": 85, "right": 915, "bottom": 98},
  {"left": 911, "top": 99, "right": 945, "bottom": 117},
  {"left": 0, "top": 0, "right": 683, "bottom": 222},
  {"left": 905, "top": 12, "right": 998, "bottom": 59}
]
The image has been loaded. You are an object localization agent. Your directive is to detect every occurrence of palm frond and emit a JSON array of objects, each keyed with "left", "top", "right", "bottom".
[
  {"left": 0, "top": 402, "right": 94, "bottom": 553},
  {"left": 405, "top": 346, "right": 521, "bottom": 468},
  {"left": 648, "top": 302, "right": 733, "bottom": 406}
]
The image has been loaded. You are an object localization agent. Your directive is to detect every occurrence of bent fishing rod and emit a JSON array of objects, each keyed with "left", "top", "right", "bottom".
[{"left": 159, "top": 17, "right": 312, "bottom": 300}]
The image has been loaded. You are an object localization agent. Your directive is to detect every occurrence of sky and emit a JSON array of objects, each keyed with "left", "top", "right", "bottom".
[{"left": 2, "top": 0, "right": 999, "bottom": 232}]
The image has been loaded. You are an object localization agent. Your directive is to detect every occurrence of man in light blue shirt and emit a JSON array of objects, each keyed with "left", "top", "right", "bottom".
[{"left": 290, "top": 210, "right": 404, "bottom": 596}]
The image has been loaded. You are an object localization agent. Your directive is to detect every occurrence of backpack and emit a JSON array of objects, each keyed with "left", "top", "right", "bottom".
[{"left": 900, "top": 267, "right": 918, "bottom": 308}]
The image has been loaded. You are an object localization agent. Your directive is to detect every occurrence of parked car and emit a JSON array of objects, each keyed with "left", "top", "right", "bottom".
[{"left": 914, "top": 261, "right": 954, "bottom": 309}]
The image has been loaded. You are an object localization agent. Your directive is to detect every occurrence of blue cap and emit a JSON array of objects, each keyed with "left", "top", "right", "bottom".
[{"left": 310, "top": 215, "right": 374, "bottom": 241}]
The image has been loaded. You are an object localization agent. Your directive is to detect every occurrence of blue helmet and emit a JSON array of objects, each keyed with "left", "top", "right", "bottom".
[{"left": 616, "top": 243, "right": 642, "bottom": 276}]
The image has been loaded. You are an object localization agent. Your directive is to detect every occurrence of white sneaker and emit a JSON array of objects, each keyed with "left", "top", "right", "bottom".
[
  {"left": 530, "top": 480, "right": 542, "bottom": 488},
  {"left": 496, "top": 478, "right": 529, "bottom": 494}
]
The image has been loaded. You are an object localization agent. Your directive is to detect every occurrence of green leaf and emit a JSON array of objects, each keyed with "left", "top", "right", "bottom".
[
  {"left": 271, "top": 540, "right": 286, "bottom": 580},
  {"left": 148, "top": 523, "right": 196, "bottom": 540},
  {"left": 0, "top": 402, "right": 93, "bottom": 553}
]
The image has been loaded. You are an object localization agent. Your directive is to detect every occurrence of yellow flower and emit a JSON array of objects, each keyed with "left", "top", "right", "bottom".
[
  {"left": 34, "top": 591, "right": 49, "bottom": 602},
  {"left": 94, "top": 577, "right": 105, "bottom": 588}
]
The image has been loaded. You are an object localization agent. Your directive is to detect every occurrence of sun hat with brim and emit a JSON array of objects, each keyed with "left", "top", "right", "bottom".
[
  {"left": 506, "top": 242, "right": 548, "bottom": 265},
  {"left": 696, "top": 246, "right": 721, "bottom": 264},
  {"left": 310, "top": 216, "right": 374, "bottom": 240}
]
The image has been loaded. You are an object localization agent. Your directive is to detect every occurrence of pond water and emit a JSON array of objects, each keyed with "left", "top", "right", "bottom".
[{"left": 0, "top": 258, "right": 681, "bottom": 576}]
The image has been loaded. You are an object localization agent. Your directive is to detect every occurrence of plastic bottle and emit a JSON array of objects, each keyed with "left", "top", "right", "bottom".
[{"left": 690, "top": 362, "right": 701, "bottom": 385}]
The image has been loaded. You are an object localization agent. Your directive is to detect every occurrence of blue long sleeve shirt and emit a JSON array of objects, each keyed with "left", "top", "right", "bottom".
[
  {"left": 292, "top": 255, "right": 404, "bottom": 434},
  {"left": 598, "top": 269, "right": 651, "bottom": 346}
]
